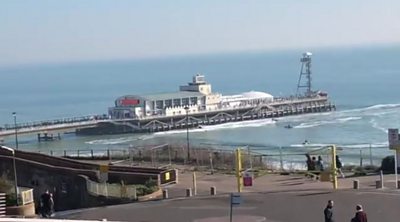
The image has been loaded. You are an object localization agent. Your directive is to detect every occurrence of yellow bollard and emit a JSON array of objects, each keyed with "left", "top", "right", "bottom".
[
  {"left": 193, "top": 171, "right": 197, "bottom": 196},
  {"left": 235, "top": 148, "right": 243, "bottom": 192},
  {"left": 331, "top": 145, "right": 338, "bottom": 190}
]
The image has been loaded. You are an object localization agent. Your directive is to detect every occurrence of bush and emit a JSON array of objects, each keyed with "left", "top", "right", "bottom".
[
  {"left": 363, "top": 165, "right": 379, "bottom": 172},
  {"left": 6, "top": 194, "right": 17, "bottom": 206},
  {"left": 0, "top": 178, "right": 18, "bottom": 206},
  {"left": 380, "top": 155, "right": 400, "bottom": 173},
  {"left": 0, "top": 177, "right": 13, "bottom": 193},
  {"left": 135, "top": 179, "right": 159, "bottom": 196}
]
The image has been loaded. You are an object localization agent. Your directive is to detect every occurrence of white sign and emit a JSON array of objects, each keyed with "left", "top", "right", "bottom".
[{"left": 388, "top": 129, "right": 400, "bottom": 150}]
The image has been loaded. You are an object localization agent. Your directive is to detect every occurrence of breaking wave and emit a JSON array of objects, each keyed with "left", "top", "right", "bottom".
[
  {"left": 293, "top": 116, "right": 362, "bottom": 129},
  {"left": 369, "top": 118, "right": 388, "bottom": 133},
  {"left": 153, "top": 119, "right": 276, "bottom": 136},
  {"left": 85, "top": 134, "right": 154, "bottom": 145}
]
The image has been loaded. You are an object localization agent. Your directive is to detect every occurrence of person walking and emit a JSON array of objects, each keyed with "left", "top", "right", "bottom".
[
  {"left": 39, "top": 190, "right": 51, "bottom": 218},
  {"left": 335, "top": 155, "right": 345, "bottom": 178},
  {"left": 317, "top": 155, "right": 324, "bottom": 171},
  {"left": 49, "top": 193, "right": 55, "bottom": 217},
  {"left": 324, "top": 200, "right": 334, "bottom": 222},
  {"left": 351, "top": 204, "right": 367, "bottom": 222}
]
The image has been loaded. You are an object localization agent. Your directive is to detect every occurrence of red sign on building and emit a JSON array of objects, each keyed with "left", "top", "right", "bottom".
[{"left": 121, "top": 99, "right": 140, "bottom": 106}]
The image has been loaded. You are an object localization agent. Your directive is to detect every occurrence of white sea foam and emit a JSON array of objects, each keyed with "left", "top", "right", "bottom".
[
  {"left": 293, "top": 116, "right": 362, "bottom": 129},
  {"left": 337, "top": 142, "right": 388, "bottom": 149},
  {"left": 290, "top": 142, "right": 389, "bottom": 150},
  {"left": 86, "top": 137, "right": 138, "bottom": 145},
  {"left": 369, "top": 118, "right": 388, "bottom": 133},
  {"left": 338, "top": 103, "right": 400, "bottom": 115},
  {"left": 153, "top": 119, "right": 276, "bottom": 136},
  {"left": 290, "top": 143, "right": 333, "bottom": 148}
]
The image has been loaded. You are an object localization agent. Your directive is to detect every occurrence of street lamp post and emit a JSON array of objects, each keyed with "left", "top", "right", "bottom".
[
  {"left": 184, "top": 106, "right": 190, "bottom": 162},
  {"left": 1, "top": 146, "right": 19, "bottom": 206},
  {"left": 12, "top": 112, "right": 18, "bottom": 150}
]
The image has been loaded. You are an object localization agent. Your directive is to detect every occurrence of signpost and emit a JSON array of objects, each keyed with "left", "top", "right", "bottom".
[
  {"left": 229, "top": 193, "right": 241, "bottom": 222},
  {"left": 235, "top": 149, "right": 243, "bottom": 193},
  {"left": 388, "top": 129, "right": 400, "bottom": 189}
]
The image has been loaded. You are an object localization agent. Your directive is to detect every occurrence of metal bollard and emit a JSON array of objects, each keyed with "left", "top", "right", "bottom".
[
  {"left": 376, "top": 180, "right": 383, "bottom": 189},
  {"left": 379, "top": 170, "right": 384, "bottom": 188},
  {"left": 353, "top": 180, "right": 359, "bottom": 189},
  {"left": 397, "top": 180, "right": 400, "bottom": 189},
  {"left": 186, "top": 188, "right": 192, "bottom": 197},
  {"left": 210, "top": 186, "right": 217, "bottom": 195},
  {"left": 162, "top": 189, "right": 168, "bottom": 199}
]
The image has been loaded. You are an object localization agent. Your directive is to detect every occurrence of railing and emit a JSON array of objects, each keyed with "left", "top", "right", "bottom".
[
  {"left": 20, "top": 188, "right": 33, "bottom": 206},
  {"left": 2, "top": 114, "right": 109, "bottom": 131},
  {"left": 0, "top": 193, "right": 5, "bottom": 217},
  {"left": 112, "top": 96, "right": 331, "bottom": 121},
  {"left": 85, "top": 178, "right": 137, "bottom": 200}
]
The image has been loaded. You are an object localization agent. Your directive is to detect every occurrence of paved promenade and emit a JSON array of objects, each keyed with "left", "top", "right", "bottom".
[{"left": 57, "top": 171, "right": 400, "bottom": 222}]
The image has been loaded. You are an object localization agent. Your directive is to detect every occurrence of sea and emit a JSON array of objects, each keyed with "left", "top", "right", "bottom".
[{"left": 1, "top": 45, "right": 400, "bottom": 167}]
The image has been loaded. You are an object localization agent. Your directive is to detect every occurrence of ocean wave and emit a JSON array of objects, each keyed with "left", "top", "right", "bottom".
[
  {"left": 369, "top": 118, "right": 388, "bottom": 133},
  {"left": 293, "top": 116, "right": 362, "bottom": 129},
  {"left": 337, "top": 142, "right": 388, "bottom": 149},
  {"left": 289, "top": 142, "right": 389, "bottom": 150},
  {"left": 290, "top": 143, "right": 333, "bottom": 148},
  {"left": 338, "top": 103, "right": 400, "bottom": 115},
  {"left": 154, "top": 119, "right": 276, "bottom": 136},
  {"left": 86, "top": 137, "right": 138, "bottom": 145}
]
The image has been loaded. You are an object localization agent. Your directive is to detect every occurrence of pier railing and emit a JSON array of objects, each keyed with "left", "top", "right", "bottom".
[
  {"left": 1, "top": 114, "right": 109, "bottom": 131},
  {"left": 117, "top": 95, "right": 331, "bottom": 121}
]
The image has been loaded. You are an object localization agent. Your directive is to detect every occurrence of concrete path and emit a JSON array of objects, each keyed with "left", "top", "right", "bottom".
[{"left": 56, "top": 172, "right": 400, "bottom": 222}]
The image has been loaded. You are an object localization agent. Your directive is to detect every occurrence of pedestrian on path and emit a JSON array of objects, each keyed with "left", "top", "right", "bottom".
[
  {"left": 316, "top": 155, "right": 324, "bottom": 171},
  {"left": 335, "top": 155, "right": 345, "bottom": 178},
  {"left": 324, "top": 200, "right": 334, "bottom": 222},
  {"left": 351, "top": 204, "right": 367, "bottom": 222}
]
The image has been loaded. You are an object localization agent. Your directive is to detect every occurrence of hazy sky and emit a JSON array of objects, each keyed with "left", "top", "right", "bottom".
[{"left": 0, "top": 0, "right": 399, "bottom": 67}]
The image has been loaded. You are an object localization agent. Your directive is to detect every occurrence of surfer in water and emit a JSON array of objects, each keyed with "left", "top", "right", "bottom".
[{"left": 303, "top": 139, "right": 309, "bottom": 145}]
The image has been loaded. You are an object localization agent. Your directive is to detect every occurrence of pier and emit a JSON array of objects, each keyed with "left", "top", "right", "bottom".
[
  {"left": 0, "top": 115, "right": 108, "bottom": 139},
  {"left": 0, "top": 96, "right": 335, "bottom": 139},
  {"left": 77, "top": 96, "right": 336, "bottom": 135}
]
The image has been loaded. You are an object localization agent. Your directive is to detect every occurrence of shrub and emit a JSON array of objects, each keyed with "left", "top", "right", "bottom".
[
  {"left": 363, "top": 165, "right": 379, "bottom": 172},
  {"left": 380, "top": 155, "right": 399, "bottom": 173},
  {"left": 135, "top": 179, "right": 159, "bottom": 196},
  {"left": 0, "top": 177, "right": 13, "bottom": 191},
  {"left": 0, "top": 178, "right": 17, "bottom": 206}
]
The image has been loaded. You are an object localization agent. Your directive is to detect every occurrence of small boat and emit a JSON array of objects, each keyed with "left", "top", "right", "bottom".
[{"left": 284, "top": 124, "right": 293, "bottom": 129}]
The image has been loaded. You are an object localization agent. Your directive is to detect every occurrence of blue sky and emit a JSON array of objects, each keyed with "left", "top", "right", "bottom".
[{"left": 0, "top": 0, "right": 399, "bottom": 67}]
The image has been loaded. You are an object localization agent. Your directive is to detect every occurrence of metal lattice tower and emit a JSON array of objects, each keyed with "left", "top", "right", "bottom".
[{"left": 296, "top": 52, "right": 313, "bottom": 97}]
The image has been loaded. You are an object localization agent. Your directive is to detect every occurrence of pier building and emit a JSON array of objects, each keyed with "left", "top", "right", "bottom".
[{"left": 108, "top": 74, "right": 275, "bottom": 119}]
